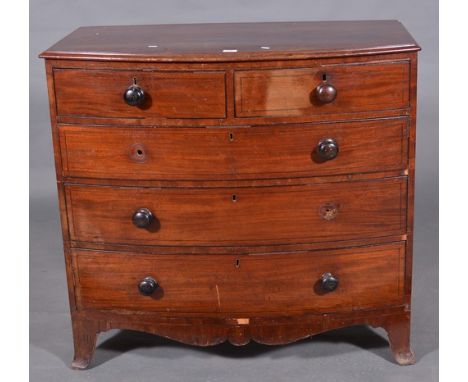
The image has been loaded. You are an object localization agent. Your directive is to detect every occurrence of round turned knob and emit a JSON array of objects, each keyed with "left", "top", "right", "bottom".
[
  {"left": 138, "top": 277, "right": 159, "bottom": 296},
  {"left": 321, "top": 272, "right": 339, "bottom": 292},
  {"left": 132, "top": 208, "right": 154, "bottom": 228},
  {"left": 317, "top": 138, "right": 339, "bottom": 161},
  {"left": 315, "top": 83, "right": 337, "bottom": 103},
  {"left": 124, "top": 84, "right": 145, "bottom": 106}
]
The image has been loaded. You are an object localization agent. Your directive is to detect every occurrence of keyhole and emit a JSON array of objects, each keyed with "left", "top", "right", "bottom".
[
  {"left": 232, "top": 194, "right": 237, "bottom": 202},
  {"left": 229, "top": 132, "right": 234, "bottom": 142},
  {"left": 137, "top": 149, "right": 143, "bottom": 156},
  {"left": 322, "top": 73, "right": 328, "bottom": 81},
  {"left": 235, "top": 259, "right": 240, "bottom": 268},
  {"left": 133, "top": 77, "right": 137, "bottom": 85}
]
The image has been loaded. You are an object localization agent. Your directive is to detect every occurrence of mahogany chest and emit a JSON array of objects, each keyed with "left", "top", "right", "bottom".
[{"left": 40, "top": 20, "right": 420, "bottom": 368}]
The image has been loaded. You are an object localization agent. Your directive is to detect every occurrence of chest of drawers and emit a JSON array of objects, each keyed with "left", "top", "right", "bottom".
[{"left": 40, "top": 20, "right": 420, "bottom": 369}]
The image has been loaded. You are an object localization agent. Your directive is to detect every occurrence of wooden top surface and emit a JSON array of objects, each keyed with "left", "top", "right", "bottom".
[{"left": 40, "top": 20, "right": 420, "bottom": 62}]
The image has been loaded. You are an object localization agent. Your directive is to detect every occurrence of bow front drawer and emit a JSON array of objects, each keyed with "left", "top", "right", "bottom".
[
  {"left": 59, "top": 118, "right": 408, "bottom": 180},
  {"left": 65, "top": 177, "right": 407, "bottom": 246},
  {"left": 234, "top": 61, "right": 410, "bottom": 118},
  {"left": 53, "top": 69, "right": 227, "bottom": 120},
  {"left": 72, "top": 242, "right": 405, "bottom": 313},
  {"left": 41, "top": 20, "right": 420, "bottom": 367}
]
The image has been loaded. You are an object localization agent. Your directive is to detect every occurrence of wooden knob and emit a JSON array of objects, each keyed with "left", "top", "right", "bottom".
[
  {"left": 124, "top": 84, "right": 145, "bottom": 106},
  {"left": 315, "top": 83, "right": 337, "bottom": 103},
  {"left": 138, "top": 277, "right": 159, "bottom": 295},
  {"left": 132, "top": 208, "right": 153, "bottom": 228},
  {"left": 320, "top": 272, "right": 339, "bottom": 292},
  {"left": 317, "top": 138, "right": 339, "bottom": 161}
]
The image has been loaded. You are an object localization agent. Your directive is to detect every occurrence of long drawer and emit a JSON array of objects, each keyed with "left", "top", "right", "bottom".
[
  {"left": 59, "top": 118, "right": 408, "bottom": 180},
  {"left": 65, "top": 177, "right": 407, "bottom": 246},
  {"left": 72, "top": 242, "right": 405, "bottom": 313},
  {"left": 234, "top": 61, "right": 410, "bottom": 118}
]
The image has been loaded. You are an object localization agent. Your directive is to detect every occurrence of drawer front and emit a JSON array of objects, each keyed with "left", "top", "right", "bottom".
[
  {"left": 235, "top": 61, "right": 409, "bottom": 118},
  {"left": 72, "top": 242, "right": 405, "bottom": 313},
  {"left": 53, "top": 69, "right": 226, "bottom": 119},
  {"left": 59, "top": 118, "right": 408, "bottom": 180},
  {"left": 65, "top": 178, "right": 406, "bottom": 246}
]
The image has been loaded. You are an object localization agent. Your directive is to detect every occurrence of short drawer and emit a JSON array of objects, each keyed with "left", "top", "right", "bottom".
[
  {"left": 65, "top": 177, "right": 407, "bottom": 246},
  {"left": 72, "top": 242, "right": 405, "bottom": 313},
  {"left": 59, "top": 118, "right": 408, "bottom": 180},
  {"left": 234, "top": 61, "right": 410, "bottom": 118},
  {"left": 53, "top": 69, "right": 226, "bottom": 120}
]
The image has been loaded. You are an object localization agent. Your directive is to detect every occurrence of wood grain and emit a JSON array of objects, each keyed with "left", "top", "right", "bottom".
[
  {"left": 53, "top": 69, "right": 226, "bottom": 119},
  {"left": 235, "top": 61, "right": 409, "bottom": 117},
  {"left": 72, "top": 242, "right": 405, "bottom": 313},
  {"left": 39, "top": 20, "right": 420, "bottom": 62},
  {"left": 48, "top": 53, "right": 415, "bottom": 127},
  {"left": 40, "top": 21, "right": 420, "bottom": 368},
  {"left": 69, "top": 307, "right": 412, "bottom": 368},
  {"left": 59, "top": 118, "right": 408, "bottom": 180},
  {"left": 65, "top": 177, "right": 407, "bottom": 246}
]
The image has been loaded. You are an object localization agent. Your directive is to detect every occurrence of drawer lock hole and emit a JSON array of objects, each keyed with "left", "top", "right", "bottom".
[
  {"left": 229, "top": 132, "right": 234, "bottom": 141},
  {"left": 232, "top": 194, "right": 237, "bottom": 202},
  {"left": 235, "top": 259, "right": 240, "bottom": 268},
  {"left": 319, "top": 202, "right": 339, "bottom": 220},
  {"left": 130, "top": 143, "right": 147, "bottom": 163}
]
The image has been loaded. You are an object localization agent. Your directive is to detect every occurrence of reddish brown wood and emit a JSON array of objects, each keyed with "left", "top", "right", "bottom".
[
  {"left": 40, "top": 21, "right": 419, "bottom": 369},
  {"left": 59, "top": 118, "right": 408, "bottom": 180},
  {"left": 404, "top": 53, "right": 419, "bottom": 298},
  {"left": 65, "top": 177, "right": 407, "bottom": 246},
  {"left": 53, "top": 69, "right": 226, "bottom": 119},
  {"left": 67, "top": 235, "right": 407, "bottom": 255},
  {"left": 68, "top": 307, "right": 412, "bottom": 366},
  {"left": 234, "top": 61, "right": 409, "bottom": 117},
  {"left": 380, "top": 312, "right": 415, "bottom": 365},
  {"left": 71, "top": 317, "right": 100, "bottom": 369},
  {"left": 72, "top": 242, "right": 405, "bottom": 313},
  {"left": 46, "top": 53, "right": 415, "bottom": 127},
  {"left": 60, "top": 170, "right": 406, "bottom": 189},
  {"left": 39, "top": 20, "right": 420, "bottom": 62}
]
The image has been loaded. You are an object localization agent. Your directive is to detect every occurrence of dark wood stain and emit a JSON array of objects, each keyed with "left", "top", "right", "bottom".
[
  {"left": 40, "top": 20, "right": 419, "bottom": 369},
  {"left": 65, "top": 178, "right": 407, "bottom": 246},
  {"left": 54, "top": 69, "right": 227, "bottom": 119},
  {"left": 59, "top": 118, "right": 408, "bottom": 180},
  {"left": 39, "top": 20, "right": 420, "bottom": 62},
  {"left": 234, "top": 62, "right": 410, "bottom": 117},
  {"left": 73, "top": 243, "right": 405, "bottom": 313}
]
